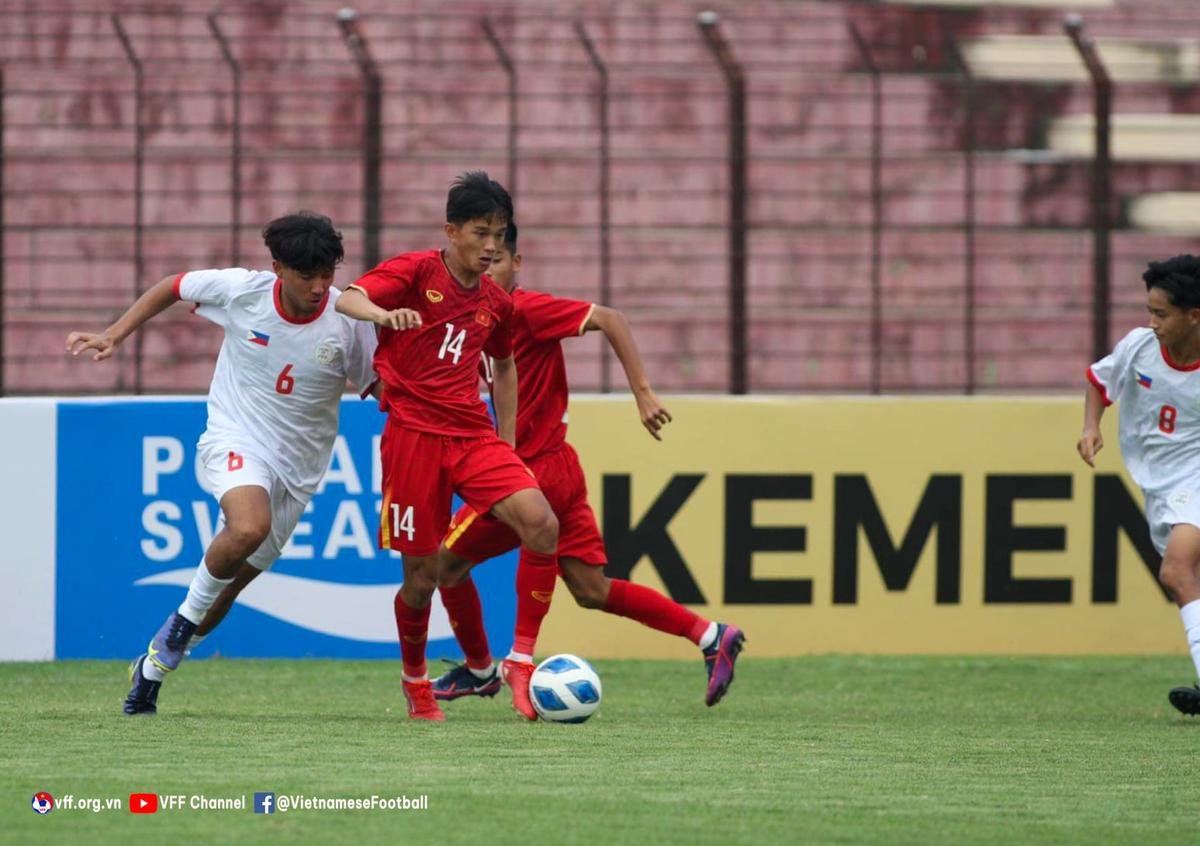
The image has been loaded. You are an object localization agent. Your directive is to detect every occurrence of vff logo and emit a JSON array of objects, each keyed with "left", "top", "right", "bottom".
[{"left": 254, "top": 792, "right": 275, "bottom": 814}]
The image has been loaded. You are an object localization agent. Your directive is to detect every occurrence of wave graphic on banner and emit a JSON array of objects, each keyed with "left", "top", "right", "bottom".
[{"left": 134, "top": 568, "right": 453, "bottom": 642}]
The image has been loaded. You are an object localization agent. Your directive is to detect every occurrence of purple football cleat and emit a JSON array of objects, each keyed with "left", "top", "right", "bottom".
[
  {"left": 703, "top": 623, "right": 745, "bottom": 707},
  {"left": 146, "top": 611, "right": 197, "bottom": 675}
]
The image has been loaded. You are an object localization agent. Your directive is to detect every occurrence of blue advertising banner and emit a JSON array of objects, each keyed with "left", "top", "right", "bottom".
[{"left": 55, "top": 398, "right": 517, "bottom": 659}]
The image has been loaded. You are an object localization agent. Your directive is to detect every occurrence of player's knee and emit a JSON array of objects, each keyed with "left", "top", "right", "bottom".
[
  {"left": 522, "top": 507, "right": 559, "bottom": 551},
  {"left": 403, "top": 558, "right": 439, "bottom": 600},
  {"left": 436, "top": 552, "right": 473, "bottom": 587},
  {"left": 1159, "top": 555, "right": 1195, "bottom": 600},
  {"left": 223, "top": 520, "right": 270, "bottom": 556}
]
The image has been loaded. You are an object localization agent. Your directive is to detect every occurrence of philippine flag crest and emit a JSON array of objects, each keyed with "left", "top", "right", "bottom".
[
  {"left": 247, "top": 330, "right": 270, "bottom": 347},
  {"left": 1137, "top": 371, "right": 1153, "bottom": 389}
]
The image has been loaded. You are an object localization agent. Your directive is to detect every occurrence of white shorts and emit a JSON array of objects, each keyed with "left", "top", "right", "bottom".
[
  {"left": 1145, "top": 486, "right": 1200, "bottom": 555},
  {"left": 199, "top": 445, "right": 308, "bottom": 571}
]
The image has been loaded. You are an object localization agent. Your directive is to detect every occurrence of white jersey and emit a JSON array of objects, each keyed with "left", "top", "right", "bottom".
[
  {"left": 1089, "top": 326, "right": 1200, "bottom": 496},
  {"left": 176, "top": 268, "right": 378, "bottom": 499}
]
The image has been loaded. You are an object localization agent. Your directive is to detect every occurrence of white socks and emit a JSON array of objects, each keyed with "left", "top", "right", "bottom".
[
  {"left": 142, "top": 658, "right": 166, "bottom": 682},
  {"left": 698, "top": 622, "right": 719, "bottom": 651},
  {"left": 507, "top": 651, "right": 533, "bottom": 664},
  {"left": 1180, "top": 599, "right": 1200, "bottom": 681},
  {"left": 469, "top": 663, "right": 496, "bottom": 680},
  {"left": 178, "top": 562, "right": 233, "bottom": 627}
]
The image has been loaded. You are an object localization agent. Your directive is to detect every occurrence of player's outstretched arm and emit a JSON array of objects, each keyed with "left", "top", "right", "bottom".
[
  {"left": 65, "top": 273, "right": 180, "bottom": 361},
  {"left": 584, "top": 305, "right": 672, "bottom": 440},
  {"left": 336, "top": 287, "right": 422, "bottom": 330},
  {"left": 1077, "top": 384, "right": 1106, "bottom": 467},
  {"left": 492, "top": 354, "right": 518, "bottom": 446}
]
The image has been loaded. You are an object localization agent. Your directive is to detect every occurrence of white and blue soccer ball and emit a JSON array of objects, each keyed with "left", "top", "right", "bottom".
[{"left": 529, "top": 654, "right": 602, "bottom": 723}]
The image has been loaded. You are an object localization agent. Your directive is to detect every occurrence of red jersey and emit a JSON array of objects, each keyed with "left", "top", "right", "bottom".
[
  {"left": 351, "top": 249, "right": 515, "bottom": 435},
  {"left": 481, "top": 287, "right": 594, "bottom": 461}
]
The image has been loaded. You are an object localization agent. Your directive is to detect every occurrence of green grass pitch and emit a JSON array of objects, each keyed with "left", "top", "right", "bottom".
[{"left": 0, "top": 656, "right": 1195, "bottom": 844}]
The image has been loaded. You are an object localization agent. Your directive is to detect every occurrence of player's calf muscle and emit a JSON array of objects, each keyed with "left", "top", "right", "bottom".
[{"left": 558, "top": 558, "right": 606, "bottom": 606}]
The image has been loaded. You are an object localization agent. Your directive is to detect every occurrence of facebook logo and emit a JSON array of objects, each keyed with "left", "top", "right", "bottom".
[{"left": 254, "top": 792, "right": 275, "bottom": 814}]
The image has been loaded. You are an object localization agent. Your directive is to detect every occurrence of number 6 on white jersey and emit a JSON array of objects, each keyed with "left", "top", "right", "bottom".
[{"left": 390, "top": 503, "right": 415, "bottom": 541}]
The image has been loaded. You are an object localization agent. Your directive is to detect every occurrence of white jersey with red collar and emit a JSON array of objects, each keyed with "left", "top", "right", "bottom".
[
  {"left": 1088, "top": 326, "right": 1200, "bottom": 496},
  {"left": 175, "top": 268, "right": 378, "bottom": 499}
]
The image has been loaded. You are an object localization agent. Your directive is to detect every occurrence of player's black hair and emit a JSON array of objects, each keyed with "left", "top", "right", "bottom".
[
  {"left": 262, "top": 211, "right": 344, "bottom": 274},
  {"left": 446, "top": 170, "right": 513, "bottom": 226},
  {"left": 1144, "top": 255, "right": 1200, "bottom": 310},
  {"left": 503, "top": 220, "right": 518, "bottom": 254}
]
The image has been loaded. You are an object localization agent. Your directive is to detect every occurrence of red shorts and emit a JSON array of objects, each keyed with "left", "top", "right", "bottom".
[
  {"left": 443, "top": 441, "right": 607, "bottom": 567},
  {"left": 379, "top": 419, "right": 540, "bottom": 556}
]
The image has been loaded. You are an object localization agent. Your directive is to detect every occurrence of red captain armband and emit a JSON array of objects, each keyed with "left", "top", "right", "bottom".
[
  {"left": 1085, "top": 368, "right": 1112, "bottom": 406},
  {"left": 171, "top": 272, "right": 187, "bottom": 300}
]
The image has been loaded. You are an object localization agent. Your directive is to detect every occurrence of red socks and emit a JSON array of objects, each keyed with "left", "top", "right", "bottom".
[
  {"left": 439, "top": 578, "right": 493, "bottom": 670},
  {"left": 604, "top": 578, "right": 711, "bottom": 645},
  {"left": 512, "top": 548, "right": 558, "bottom": 657},
  {"left": 393, "top": 591, "right": 430, "bottom": 679}
]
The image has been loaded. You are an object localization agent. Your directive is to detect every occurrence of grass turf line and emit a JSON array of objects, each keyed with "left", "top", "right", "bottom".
[{"left": 0, "top": 656, "right": 1196, "bottom": 845}]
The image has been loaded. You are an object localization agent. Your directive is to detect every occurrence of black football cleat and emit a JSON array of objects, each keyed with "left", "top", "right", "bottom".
[
  {"left": 1168, "top": 684, "right": 1200, "bottom": 716},
  {"left": 123, "top": 654, "right": 162, "bottom": 716}
]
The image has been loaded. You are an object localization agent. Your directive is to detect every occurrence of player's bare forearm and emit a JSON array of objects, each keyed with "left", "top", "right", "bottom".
[
  {"left": 492, "top": 355, "right": 518, "bottom": 446},
  {"left": 586, "top": 306, "right": 650, "bottom": 392},
  {"left": 1077, "top": 383, "right": 1107, "bottom": 467},
  {"left": 65, "top": 273, "right": 178, "bottom": 361},
  {"left": 336, "top": 288, "right": 386, "bottom": 322},
  {"left": 585, "top": 305, "right": 672, "bottom": 440},
  {"left": 336, "top": 287, "right": 422, "bottom": 330}
]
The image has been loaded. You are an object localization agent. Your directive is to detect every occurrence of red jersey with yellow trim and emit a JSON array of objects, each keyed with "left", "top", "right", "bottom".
[
  {"left": 481, "top": 287, "right": 594, "bottom": 461},
  {"left": 350, "top": 249, "right": 515, "bottom": 436}
]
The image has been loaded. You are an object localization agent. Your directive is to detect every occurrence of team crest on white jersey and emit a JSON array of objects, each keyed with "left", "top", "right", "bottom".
[{"left": 314, "top": 340, "right": 340, "bottom": 365}]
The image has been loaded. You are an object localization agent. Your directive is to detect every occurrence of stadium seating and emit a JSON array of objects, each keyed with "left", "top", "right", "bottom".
[
  {"left": 4, "top": 0, "right": 1199, "bottom": 393},
  {"left": 960, "top": 35, "right": 1200, "bottom": 83}
]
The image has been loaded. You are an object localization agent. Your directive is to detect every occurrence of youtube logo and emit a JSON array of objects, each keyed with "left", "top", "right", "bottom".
[{"left": 129, "top": 793, "right": 158, "bottom": 814}]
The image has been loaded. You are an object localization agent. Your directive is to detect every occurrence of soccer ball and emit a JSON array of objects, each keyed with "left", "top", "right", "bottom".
[{"left": 529, "top": 654, "right": 602, "bottom": 723}]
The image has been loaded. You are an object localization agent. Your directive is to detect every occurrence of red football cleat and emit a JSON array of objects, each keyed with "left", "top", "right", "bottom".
[
  {"left": 501, "top": 659, "right": 538, "bottom": 721},
  {"left": 402, "top": 679, "right": 446, "bottom": 721}
]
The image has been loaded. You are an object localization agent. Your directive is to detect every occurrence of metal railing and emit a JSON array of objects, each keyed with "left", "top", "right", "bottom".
[{"left": 2, "top": 0, "right": 1200, "bottom": 395}]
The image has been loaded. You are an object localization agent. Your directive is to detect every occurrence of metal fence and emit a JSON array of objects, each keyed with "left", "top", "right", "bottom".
[{"left": 3, "top": 0, "right": 1200, "bottom": 395}]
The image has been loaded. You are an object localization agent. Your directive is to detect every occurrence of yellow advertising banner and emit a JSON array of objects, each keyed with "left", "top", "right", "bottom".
[{"left": 536, "top": 396, "right": 1181, "bottom": 657}]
